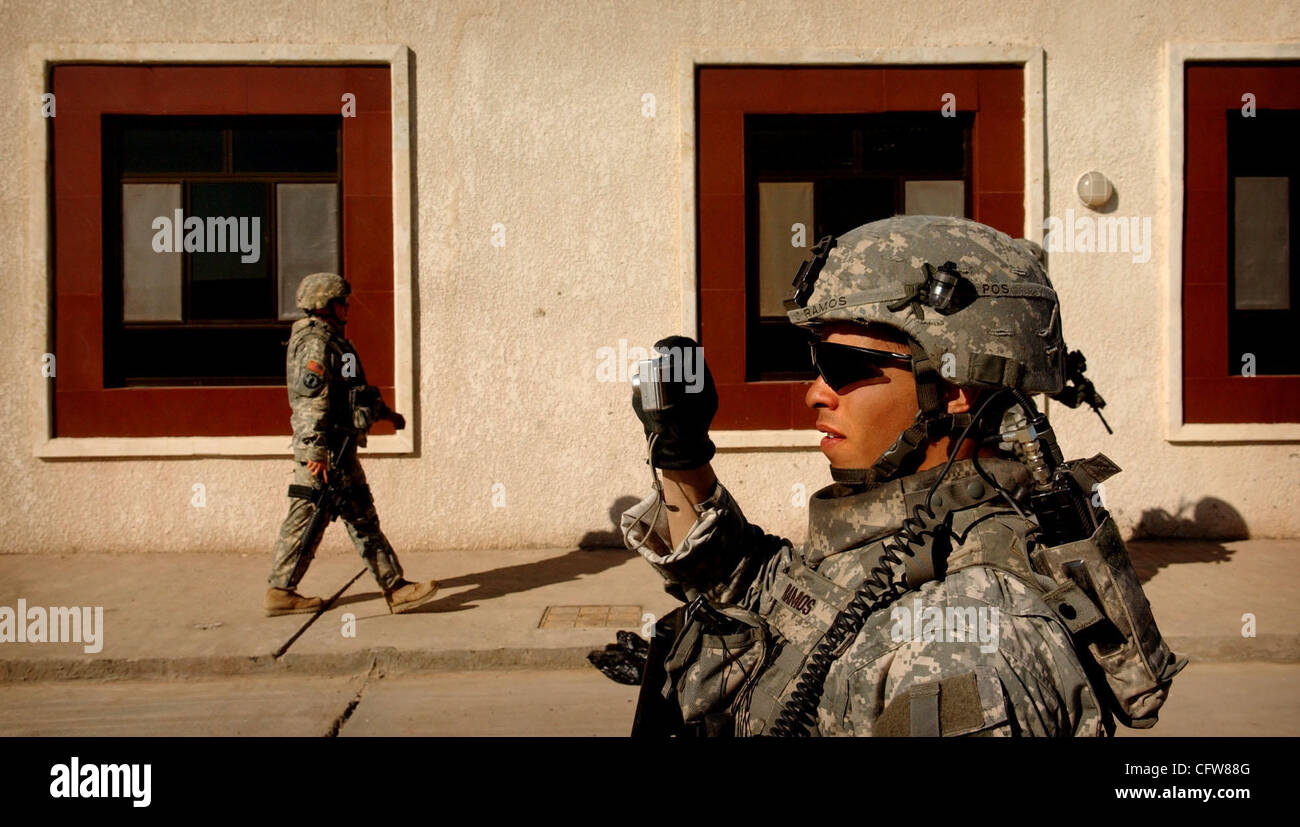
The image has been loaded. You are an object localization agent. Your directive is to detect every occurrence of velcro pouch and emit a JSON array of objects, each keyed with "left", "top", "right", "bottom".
[
  {"left": 662, "top": 599, "right": 766, "bottom": 732},
  {"left": 1033, "top": 516, "right": 1188, "bottom": 728},
  {"left": 873, "top": 667, "right": 1009, "bottom": 737}
]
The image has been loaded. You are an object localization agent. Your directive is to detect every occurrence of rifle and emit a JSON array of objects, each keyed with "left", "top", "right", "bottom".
[{"left": 287, "top": 431, "right": 357, "bottom": 586}]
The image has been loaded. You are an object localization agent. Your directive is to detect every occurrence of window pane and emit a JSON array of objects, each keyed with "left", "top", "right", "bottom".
[
  {"left": 189, "top": 182, "right": 271, "bottom": 320},
  {"left": 1233, "top": 176, "right": 1290, "bottom": 310},
  {"left": 748, "top": 118, "right": 855, "bottom": 172},
  {"left": 905, "top": 180, "right": 965, "bottom": 217},
  {"left": 120, "top": 124, "right": 224, "bottom": 173},
  {"left": 815, "top": 178, "right": 895, "bottom": 238},
  {"left": 233, "top": 119, "right": 340, "bottom": 173},
  {"left": 758, "top": 182, "right": 814, "bottom": 318},
  {"left": 122, "top": 183, "right": 183, "bottom": 321},
  {"left": 861, "top": 117, "right": 968, "bottom": 171},
  {"left": 118, "top": 327, "right": 289, "bottom": 384},
  {"left": 277, "top": 183, "right": 340, "bottom": 320}
]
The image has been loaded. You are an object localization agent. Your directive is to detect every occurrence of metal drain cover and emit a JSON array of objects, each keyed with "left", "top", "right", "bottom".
[{"left": 538, "top": 605, "right": 641, "bottom": 629}]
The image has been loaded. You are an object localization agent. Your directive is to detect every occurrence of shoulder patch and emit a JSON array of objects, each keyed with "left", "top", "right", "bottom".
[{"left": 293, "top": 348, "right": 329, "bottom": 397}]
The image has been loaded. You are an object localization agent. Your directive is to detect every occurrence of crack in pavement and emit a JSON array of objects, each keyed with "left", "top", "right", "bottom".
[{"left": 326, "top": 658, "right": 378, "bottom": 737}]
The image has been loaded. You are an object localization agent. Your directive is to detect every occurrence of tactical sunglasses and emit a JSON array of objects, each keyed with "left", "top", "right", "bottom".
[{"left": 809, "top": 340, "right": 912, "bottom": 391}]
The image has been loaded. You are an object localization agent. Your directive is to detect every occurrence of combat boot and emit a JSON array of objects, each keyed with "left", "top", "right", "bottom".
[
  {"left": 264, "top": 587, "right": 323, "bottom": 617},
  {"left": 384, "top": 579, "right": 439, "bottom": 614}
]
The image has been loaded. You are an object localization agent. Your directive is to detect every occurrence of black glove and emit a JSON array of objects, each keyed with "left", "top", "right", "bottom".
[
  {"left": 631, "top": 335, "right": 718, "bottom": 470},
  {"left": 388, "top": 411, "right": 406, "bottom": 431}
]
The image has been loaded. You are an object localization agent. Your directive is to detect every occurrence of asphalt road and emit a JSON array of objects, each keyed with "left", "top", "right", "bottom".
[{"left": 0, "top": 661, "right": 1294, "bottom": 737}]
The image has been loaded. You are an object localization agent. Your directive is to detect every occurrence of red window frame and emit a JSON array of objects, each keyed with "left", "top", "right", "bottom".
[
  {"left": 51, "top": 64, "right": 395, "bottom": 438},
  {"left": 697, "top": 66, "right": 1025, "bottom": 430},
  {"left": 1183, "top": 62, "right": 1300, "bottom": 424}
]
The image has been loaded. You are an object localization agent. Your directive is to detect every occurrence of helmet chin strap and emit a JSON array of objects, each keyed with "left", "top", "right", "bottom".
[{"left": 829, "top": 339, "right": 967, "bottom": 489}]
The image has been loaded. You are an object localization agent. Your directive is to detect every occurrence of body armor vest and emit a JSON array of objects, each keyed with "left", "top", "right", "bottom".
[{"left": 655, "top": 456, "right": 1184, "bottom": 736}]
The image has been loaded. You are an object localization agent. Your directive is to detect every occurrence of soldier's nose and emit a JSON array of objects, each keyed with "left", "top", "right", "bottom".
[{"left": 806, "top": 376, "right": 837, "bottom": 410}]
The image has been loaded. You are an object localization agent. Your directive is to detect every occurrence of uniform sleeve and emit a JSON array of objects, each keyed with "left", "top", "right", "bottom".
[
  {"left": 620, "top": 482, "right": 793, "bottom": 610},
  {"left": 288, "top": 335, "right": 332, "bottom": 463},
  {"left": 351, "top": 385, "right": 393, "bottom": 431}
]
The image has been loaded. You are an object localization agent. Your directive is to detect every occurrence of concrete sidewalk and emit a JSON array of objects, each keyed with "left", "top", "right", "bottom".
[{"left": 0, "top": 538, "right": 1296, "bottom": 681}]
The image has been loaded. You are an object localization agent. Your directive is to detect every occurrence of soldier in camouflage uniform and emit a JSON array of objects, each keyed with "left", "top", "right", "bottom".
[
  {"left": 623, "top": 216, "right": 1183, "bottom": 736},
  {"left": 265, "top": 273, "right": 439, "bottom": 617}
]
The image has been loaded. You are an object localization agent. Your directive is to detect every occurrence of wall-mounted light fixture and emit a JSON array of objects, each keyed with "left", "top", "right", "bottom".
[{"left": 1076, "top": 171, "right": 1113, "bottom": 209}]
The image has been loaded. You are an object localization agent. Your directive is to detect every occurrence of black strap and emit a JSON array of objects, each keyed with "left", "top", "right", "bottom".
[
  {"left": 909, "top": 339, "right": 945, "bottom": 417},
  {"left": 287, "top": 484, "right": 319, "bottom": 500},
  {"left": 970, "top": 352, "right": 1025, "bottom": 387}
]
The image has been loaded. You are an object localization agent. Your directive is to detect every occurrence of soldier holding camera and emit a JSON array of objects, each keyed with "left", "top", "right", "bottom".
[
  {"left": 265, "top": 273, "right": 439, "bottom": 617},
  {"left": 623, "top": 216, "right": 1183, "bottom": 736}
]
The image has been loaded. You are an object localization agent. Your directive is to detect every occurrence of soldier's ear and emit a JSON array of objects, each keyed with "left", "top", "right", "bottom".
[{"left": 944, "top": 384, "right": 977, "bottom": 415}]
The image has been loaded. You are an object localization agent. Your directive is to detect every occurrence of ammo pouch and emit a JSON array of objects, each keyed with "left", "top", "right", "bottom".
[
  {"left": 653, "top": 595, "right": 767, "bottom": 737},
  {"left": 1031, "top": 516, "right": 1187, "bottom": 728}
]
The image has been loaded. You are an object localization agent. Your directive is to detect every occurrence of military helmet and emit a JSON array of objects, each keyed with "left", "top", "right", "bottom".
[
  {"left": 295, "top": 272, "right": 351, "bottom": 313},
  {"left": 786, "top": 215, "right": 1065, "bottom": 396}
]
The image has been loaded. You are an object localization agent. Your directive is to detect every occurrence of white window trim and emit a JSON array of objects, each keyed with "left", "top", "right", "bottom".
[
  {"left": 27, "top": 43, "right": 415, "bottom": 458},
  {"left": 676, "top": 46, "right": 1047, "bottom": 450},
  {"left": 1163, "top": 42, "right": 1300, "bottom": 443}
]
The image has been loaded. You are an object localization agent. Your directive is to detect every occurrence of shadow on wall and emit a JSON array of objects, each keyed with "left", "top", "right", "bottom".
[
  {"left": 1131, "top": 497, "right": 1249, "bottom": 540},
  {"left": 579, "top": 495, "right": 642, "bottom": 549},
  {"left": 1125, "top": 497, "right": 1247, "bottom": 585}
]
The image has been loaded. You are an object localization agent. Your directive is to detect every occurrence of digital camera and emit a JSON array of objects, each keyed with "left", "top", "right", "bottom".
[{"left": 632, "top": 356, "right": 673, "bottom": 412}]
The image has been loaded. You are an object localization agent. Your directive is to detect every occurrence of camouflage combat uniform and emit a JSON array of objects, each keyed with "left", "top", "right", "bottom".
[
  {"left": 268, "top": 314, "right": 404, "bottom": 591},
  {"left": 622, "top": 459, "right": 1108, "bottom": 737},
  {"left": 623, "top": 215, "right": 1180, "bottom": 735}
]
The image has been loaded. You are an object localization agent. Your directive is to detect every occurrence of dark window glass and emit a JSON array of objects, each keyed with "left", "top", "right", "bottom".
[
  {"left": 233, "top": 120, "right": 340, "bottom": 173},
  {"left": 814, "top": 177, "right": 896, "bottom": 238},
  {"left": 188, "top": 182, "right": 272, "bottom": 320},
  {"left": 749, "top": 123, "right": 856, "bottom": 172},
  {"left": 116, "top": 327, "right": 295, "bottom": 385},
  {"left": 120, "top": 124, "right": 224, "bottom": 173},
  {"left": 859, "top": 119, "right": 966, "bottom": 171}
]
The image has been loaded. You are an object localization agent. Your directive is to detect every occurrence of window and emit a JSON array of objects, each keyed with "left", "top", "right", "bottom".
[
  {"left": 747, "top": 112, "right": 974, "bottom": 380},
  {"left": 49, "top": 64, "right": 395, "bottom": 438},
  {"left": 696, "top": 66, "right": 1025, "bottom": 429},
  {"left": 1183, "top": 62, "right": 1300, "bottom": 424},
  {"left": 104, "top": 115, "right": 342, "bottom": 385},
  {"left": 1226, "top": 109, "right": 1297, "bottom": 376}
]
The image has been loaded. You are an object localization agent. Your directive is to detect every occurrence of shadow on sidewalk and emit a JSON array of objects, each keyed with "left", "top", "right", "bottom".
[
  {"left": 1126, "top": 496, "right": 1247, "bottom": 584},
  {"left": 335, "top": 495, "right": 645, "bottom": 615},
  {"left": 400, "top": 547, "right": 636, "bottom": 615}
]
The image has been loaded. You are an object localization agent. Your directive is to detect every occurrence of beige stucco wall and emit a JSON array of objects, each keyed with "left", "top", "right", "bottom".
[{"left": 1, "top": 0, "right": 1298, "bottom": 556}]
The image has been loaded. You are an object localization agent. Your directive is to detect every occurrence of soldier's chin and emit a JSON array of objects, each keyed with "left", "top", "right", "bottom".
[{"left": 819, "top": 433, "right": 850, "bottom": 463}]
